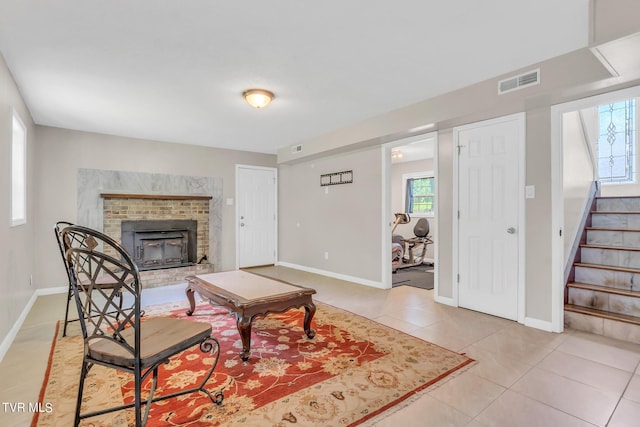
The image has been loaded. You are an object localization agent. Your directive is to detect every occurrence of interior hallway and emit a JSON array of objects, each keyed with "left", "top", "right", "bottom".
[{"left": 2, "top": 266, "right": 640, "bottom": 426}]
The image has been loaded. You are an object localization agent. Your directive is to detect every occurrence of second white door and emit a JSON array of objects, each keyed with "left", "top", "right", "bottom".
[{"left": 456, "top": 114, "right": 524, "bottom": 320}]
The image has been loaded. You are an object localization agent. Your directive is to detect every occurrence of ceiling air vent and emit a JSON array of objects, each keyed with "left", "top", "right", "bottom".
[
  {"left": 498, "top": 69, "right": 540, "bottom": 95},
  {"left": 290, "top": 144, "right": 303, "bottom": 154}
]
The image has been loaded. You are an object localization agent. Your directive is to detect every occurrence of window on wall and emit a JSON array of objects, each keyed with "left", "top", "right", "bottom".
[
  {"left": 403, "top": 173, "right": 434, "bottom": 216},
  {"left": 597, "top": 98, "right": 636, "bottom": 184},
  {"left": 11, "top": 109, "right": 27, "bottom": 226}
]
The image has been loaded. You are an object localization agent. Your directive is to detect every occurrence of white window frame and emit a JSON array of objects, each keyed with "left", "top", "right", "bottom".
[
  {"left": 11, "top": 108, "right": 27, "bottom": 227},
  {"left": 402, "top": 171, "right": 434, "bottom": 218},
  {"left": 597, "top": 97, "right": 638, "bottom": 185}
]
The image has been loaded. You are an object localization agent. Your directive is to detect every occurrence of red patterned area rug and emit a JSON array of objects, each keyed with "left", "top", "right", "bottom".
[{"left": 34, "top": 301, "right": 473, "bottom": 426}]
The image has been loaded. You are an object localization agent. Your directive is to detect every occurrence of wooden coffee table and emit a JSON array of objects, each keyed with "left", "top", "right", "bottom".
[{"left": 185, "top": 270, "right": 317, "bottom": 361}]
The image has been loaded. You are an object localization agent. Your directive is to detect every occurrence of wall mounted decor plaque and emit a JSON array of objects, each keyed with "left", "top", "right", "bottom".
[{"left": 320, "top": 170, "right": 353, "bottom": 186}]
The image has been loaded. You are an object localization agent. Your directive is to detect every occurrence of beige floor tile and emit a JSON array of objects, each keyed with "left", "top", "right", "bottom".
[
  {"left": 608, "top": 398, "right": 640, "bottom": 427},
  {"left": 556, "top": 332, "right": 640, "bottom": 372},
  {"left": 428, "top": 372, "right": 506, "bottom": 417},
  {"left": 465, "top": 421, "right": 491, "bottom": 427},
  {"left": 379, "top": 306, "right": 440, "bottom": 328},
  {"left": 501, "top": 322, "right": 569, "bottom": 349},
  {"left": 511, "top": 367, "right": 619, "bottom": 426},
  {"left": 21, "top": 293, "right": 66, "bottom": 327},
  {"left": 371, "top": 314, "right": 422, "bottom": 333},
  {"left": 411, "top": 324, "right": 479, "bottom": 352},
  {"left": 475, "top": 390, "right": 597, "bottom": 427},
  {"left": 536, "top": 350, "right": 632, "bottom": 395},
  {"left": 368, "top": 393, "right": 471, "bottom": 427},
  {"left": 623, "top": 374, "right": 640, "bottom": 403},
  {"left": 472, "top": 329, "right": 555, "bottom": 366},
  {"left": 462, "top": 344, "right": 534, "bottom": 388}
]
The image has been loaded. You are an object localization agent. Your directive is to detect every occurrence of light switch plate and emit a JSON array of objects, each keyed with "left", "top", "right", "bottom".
[{"left": 525, "top": 185, "right": 535, "bottom": 199}]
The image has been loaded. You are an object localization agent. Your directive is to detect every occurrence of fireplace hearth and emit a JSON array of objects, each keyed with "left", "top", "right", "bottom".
[{"left": 121, "top": 219, "right": 197, "bottom": 271}]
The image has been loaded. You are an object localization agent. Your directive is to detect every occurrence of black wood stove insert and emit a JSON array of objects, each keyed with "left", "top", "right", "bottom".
[{"left": 121, "top": 219, "right": 197, "bottom": 271}]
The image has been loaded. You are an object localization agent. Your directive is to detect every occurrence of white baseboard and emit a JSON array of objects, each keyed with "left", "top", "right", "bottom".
[
  {"left": 38, "top": 286, "right": 68, "bottom": 295},
  {"left": 524, "top": 316, "right": 558, "bottom": 333},
  {"left": 0, "top": 282, "right": 191, "bottom": 364},
  {"left": 434, "top": 295, "right": 456, "bottom": 307},
  {"left": 276, "top": 262, "right": 384, "bottom": 289},
  {"left": 0, "top": 291, "right": 38, "bottom": 363}
]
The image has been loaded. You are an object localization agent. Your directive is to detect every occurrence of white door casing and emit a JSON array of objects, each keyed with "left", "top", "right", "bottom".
[
  {"left": 236, "top": 165, "right": 277, "bottom": 269},
  {"left": 454, "top": 113, "right": 525, "bottom": 321}
]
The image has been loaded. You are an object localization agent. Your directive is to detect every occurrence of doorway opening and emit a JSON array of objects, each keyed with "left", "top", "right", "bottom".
[
  {"left": 551, "top": 84, "right": 640, "bottom": 333},
  {"left": 382, "top": 132, "right": 438, "bottom": 291}
]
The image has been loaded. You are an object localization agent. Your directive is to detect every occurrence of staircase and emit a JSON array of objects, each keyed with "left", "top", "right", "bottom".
[{"left": 565, "top": 196, "right": 640, "bottom": 344}]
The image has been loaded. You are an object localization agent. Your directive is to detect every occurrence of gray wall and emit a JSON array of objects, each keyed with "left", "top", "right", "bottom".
[
  {"left": 0, "top": 53, "right": 37, "bottom": 349},
  {"left": 562, "top": 110, "right": 596, "bottom": 264},
  {"left": 33, "top": 126, "right": 276, "bottom": 289},
  {"left": 278, "top": 147, "right": 382, "bottom": 284}
]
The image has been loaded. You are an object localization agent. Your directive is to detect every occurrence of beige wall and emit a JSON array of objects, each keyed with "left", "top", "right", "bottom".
[
  {"left": 0, "top": 53, "right": 37, "bottom": 349},
  {"left": 278, "top": 147, "right": 382, "bottom": 284},
  {"left": 436, "top": 130, "right": 455, "bottom": 299},
  {"left": 33, "top": 127, "right": 276, "bottom": 289},
  {"left": 591, "top": 0, "right": 640, "bottom": 44},
  {"left": 562, "top": 110, "right": 596, "bottom": 265}
]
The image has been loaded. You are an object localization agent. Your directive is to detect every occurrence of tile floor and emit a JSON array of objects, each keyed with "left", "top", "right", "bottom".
[{"left": 2, "top": 266, "right": 640, "bottom": 426}]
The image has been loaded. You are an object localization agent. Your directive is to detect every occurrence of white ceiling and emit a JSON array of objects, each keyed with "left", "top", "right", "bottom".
[
  {"left": 0, "top": 1, "right": 590, "bottom": 154},
  {"left": 391, "top": 136, "right": 435, "bottom": 164}
]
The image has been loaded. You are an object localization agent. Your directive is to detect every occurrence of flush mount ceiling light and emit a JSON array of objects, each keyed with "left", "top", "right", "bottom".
[{"left": 243, "top": 89, "right": 274, "bottom": 109}]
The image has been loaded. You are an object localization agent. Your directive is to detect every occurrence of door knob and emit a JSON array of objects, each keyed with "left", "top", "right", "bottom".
[{"left": 507, "top": 227, "right": 516, "bottom": 234}]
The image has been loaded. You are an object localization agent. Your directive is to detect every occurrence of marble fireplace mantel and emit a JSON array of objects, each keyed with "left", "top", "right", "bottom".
[
  {"left": 100, "top": 193, "right": 213, "bottom": 201},
  {"left": 77, "top": 168, "right": 223, "bottom": 271}
]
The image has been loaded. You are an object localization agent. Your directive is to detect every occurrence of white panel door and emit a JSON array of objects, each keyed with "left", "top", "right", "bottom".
[
  {"left": 457, "top": 115, "right": 522, "bottom": 320},
  {"left": 237, "top": 166, "right": 277, "bottom": 268}
]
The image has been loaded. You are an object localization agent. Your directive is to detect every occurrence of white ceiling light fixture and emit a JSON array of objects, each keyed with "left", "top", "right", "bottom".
[{"left": 243, "top": 89, "right": 274, "bottom": 109}]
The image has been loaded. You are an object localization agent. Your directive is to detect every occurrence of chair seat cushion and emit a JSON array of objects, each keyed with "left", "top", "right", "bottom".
[{"left": 88, "top": 317, "right": 213, "bottom": 368}]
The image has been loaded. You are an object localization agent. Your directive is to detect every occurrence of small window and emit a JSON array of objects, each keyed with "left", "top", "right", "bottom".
[
  {"left": 11, "top": 109, "right": 26, "bottom": 226},
  {"left": 403, "top": 173, "right": 434, "bottom": 216},
  {"left": 597, "top": 98, "right": 636, "bottom": 184}
]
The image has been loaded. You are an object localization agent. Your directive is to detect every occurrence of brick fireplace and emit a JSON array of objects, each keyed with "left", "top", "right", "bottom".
[
  {"left": 77, "top": 168, "right": 223, "bottom": 289},
  {"left": 101, "top": 193, "right": 216, "bottom": 288}
]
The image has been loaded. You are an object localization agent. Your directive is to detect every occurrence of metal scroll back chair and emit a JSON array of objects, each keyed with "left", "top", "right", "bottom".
[
  {"left": 54, "top": 221, "right": 76, "bottom": 336},
  {"left": 55, "top": 221, "right": 127, "bottom": 337},
  {"left": 61, "top": 225, "right": 223, "bottom": 426}
]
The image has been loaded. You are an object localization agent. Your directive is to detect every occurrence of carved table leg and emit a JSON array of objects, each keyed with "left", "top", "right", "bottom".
[
  {"left": 303, "top": 301, "right": 317, "bottom": 339},
  {"left": 185, "top": 286, "right": 197, "bottom": 316},
  {"left": 236, "top": 315, "right": 253, "bottom": 361}
]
